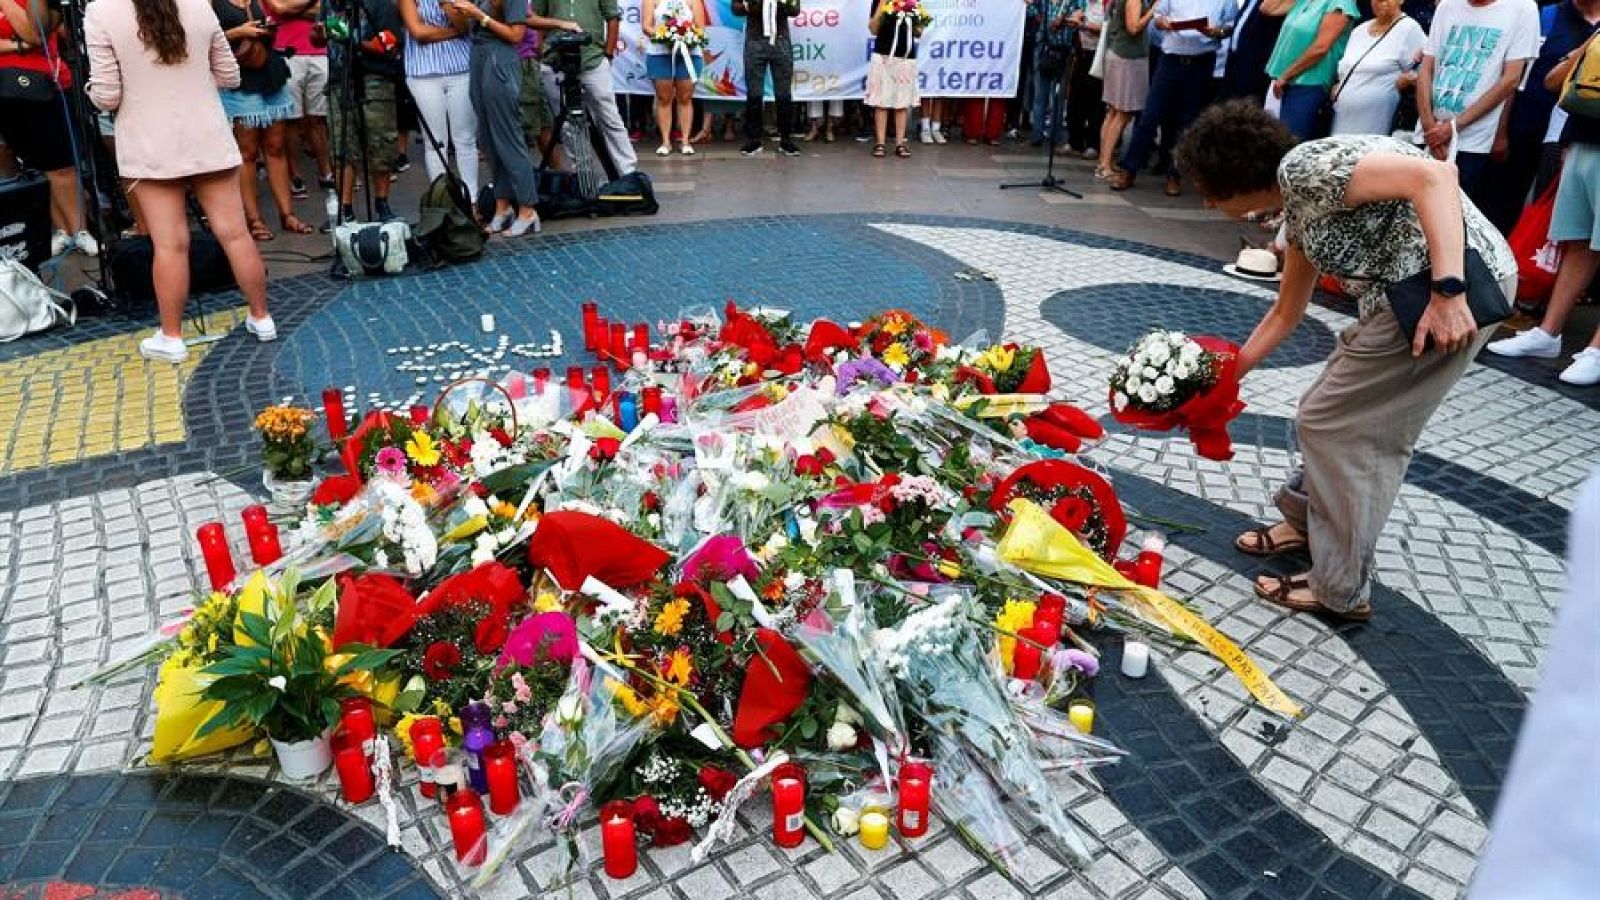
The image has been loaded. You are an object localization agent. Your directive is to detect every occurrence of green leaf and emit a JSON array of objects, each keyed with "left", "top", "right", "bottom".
[
  {"left": 195, "top": 706, "right": 246, "bottom": 739},
  {"left": 333, "top": 648, "right": 402, "bottom": 676},
  {"left": 237, "top": 610, "right": 272, "bottom": 648},
  {"left": 481, "top": 460, "right": 556, "bottom": 496},
  {"left": 392, "top": 686, "right": 426, "bottom": 714},
  {"left": 278, "top": 567, "right": 302, "bottom": 609},
  {"left": 201, "top": 675, "right": 261, "bottom": 702},
  {"left": 799, "top": 717, "right": 818, "bottom": 740},
  {"left": 202, "top": 656, "right": 269, "bottom": 678},
  {"left": 714, "top": 611, "right": 735, "bottom": 632}
]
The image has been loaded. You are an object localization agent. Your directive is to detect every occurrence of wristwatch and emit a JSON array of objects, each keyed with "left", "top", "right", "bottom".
[{"left": 1431, "top": 276, "right": 1468, "bottom": 298}]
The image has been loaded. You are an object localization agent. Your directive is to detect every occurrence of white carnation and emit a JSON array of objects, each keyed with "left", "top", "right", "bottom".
[
  {"left": 1138, "top": 385, "right": 1159, "bottom": 404},
  {"left": 1143, "top": 366, "right": 1160, "bottom": 380},
  {"left": 826, "top": 722, "right": 857, "bottom": 751},
  {"left": 1154, "top": 375, "right": 1175, "bottom": 395},
  {"left": 1171, "top": 362, "right": 1193, "bottom": 380},
  {"left": 462, "top": 494, "right": 490, "bottom": 519},
  {"left": 1144, "top": 342, "right": 1171, "bottom": 364},
  {"left": 832, "top": 807, "right": 860, "bottom": 836},
  {"left": 1179, "top": 341, "right": 1203, "bottom": 363}
]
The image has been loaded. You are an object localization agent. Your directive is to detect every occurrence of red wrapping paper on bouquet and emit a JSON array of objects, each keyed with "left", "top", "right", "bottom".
[
  {"left": 953, "top": 346, "right": 1052, "bottom": 395},
  {"left": 339, "top": 411, "right": 401, "bottom": 483},
  {"left": 333, "top": 572, "right": 418, "bottom": 649},
  {"left": 989, "top": 459, "right": 1127, "bottom": 560},
  {"left": 731, "top": 628, "right": 812, "bottom": 747},
  {"left": 527, "top": 511, "right": 671, "bottom": 590},
  {"left": 1110, "top": 336, "right": 1245, "bottom": 462},
  {"left": 804, "top": 319, "right": 857, "bottom": 364},
  {"left": 719, "top": 301, "right": 780, "bottom": 370},
  {"left": 416, "top": 561, "right": 527, "bottom": 619}
]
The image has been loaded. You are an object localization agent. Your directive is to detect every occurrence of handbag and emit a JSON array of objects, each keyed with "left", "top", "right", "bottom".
[
  {"left": 1088, "top": 5, "right": 1109, "bottom": 80},
  {"left": 0, "top": 67, "right": 56, "bottom": 102},
  {"left": 0, "top": 258, "right": 74, "bottom": 342},
  {"left": 1384, "top": 248, "right": 1510, "bottom": 348},
  {"left": 1321, "top": 16, "right": 1406, "bottom": 135},
  {"left": 1559, "top": 32, "right": 1600, "bottom": 118},
  {"left": 235, "top": 37, "right": 268, "bottom": 70}
]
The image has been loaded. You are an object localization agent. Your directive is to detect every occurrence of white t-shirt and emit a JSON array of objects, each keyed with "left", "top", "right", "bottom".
[
  {"left": 1332, "top": 16, "right": 1427, "bottom": 136},
  {"left": 1423, "top": 0, "right": 1541, "bottom": 153}
]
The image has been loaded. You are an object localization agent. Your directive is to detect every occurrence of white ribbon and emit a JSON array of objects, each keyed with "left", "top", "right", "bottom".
[
  {"left": 762, "top": 0, "right": 777, "bottom": 39},
  {"left": 675, "top": 38, "right": 699, "bottom": 83},
  {"left": 888, "top": 13, "right": 914, "bottom": 61},
  {"left": 368, "top": 735, "right": 402, "bottom": 848},
  {"left": 690, "top": 750, "right": 791, "bottom": 862}
]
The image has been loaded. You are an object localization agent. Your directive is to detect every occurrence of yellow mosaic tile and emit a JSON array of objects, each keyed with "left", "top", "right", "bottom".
[{"left": 0, "top": 307, "right": 247, "bottom": 475}]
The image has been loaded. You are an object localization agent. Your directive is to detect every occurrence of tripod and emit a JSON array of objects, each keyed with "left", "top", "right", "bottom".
[
  {"left": 328, "top": 0, "right": 378, "bottom": 230},
  {"left": 999, "top": 46, "right": 1081, "bottom": 199},
  {"left": 48, "top": 0, "right": 119, "bottom": 309}
]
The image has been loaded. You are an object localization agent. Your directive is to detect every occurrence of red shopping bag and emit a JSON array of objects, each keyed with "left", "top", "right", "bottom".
[{"left": 1508, "top": 177, "right": 1563, "bottom": 308}]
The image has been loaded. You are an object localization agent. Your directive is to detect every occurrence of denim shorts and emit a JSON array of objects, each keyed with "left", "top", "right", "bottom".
[{"left": 645, "top": 52, "right": 700, "bottom": 83}]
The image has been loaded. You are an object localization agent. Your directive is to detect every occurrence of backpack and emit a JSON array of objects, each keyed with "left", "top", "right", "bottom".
[
  {"left": 1559, "top": 33, "right": 1600, "bottom": 118},
  {"left": 0, "top": 258, "right": 74, "bottom": 342},
  {"left": 594, "top": 171, "right": 660, "bottom": 218},
  {"left": 415, "top": 172, "right": 486, "bottom": 266}
]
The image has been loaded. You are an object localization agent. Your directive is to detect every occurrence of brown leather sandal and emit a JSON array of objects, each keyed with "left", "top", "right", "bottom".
[
  {"left": 1108, "top": 169, "right": 1135, "bottom": 191},
  {"left": 246, "top": 218, "right": 274, "bottom": 242},
  {"left": 1235, "top": 524, "right": 1309, "bottom": 557},
  {"left": 1255, "top": 574, "right": 1371, "bottom": 622}
]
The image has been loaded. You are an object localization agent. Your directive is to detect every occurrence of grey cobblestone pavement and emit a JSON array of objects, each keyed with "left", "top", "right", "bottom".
[{"left": 2, "top": 213, "right": 1591, "bottom": 899}]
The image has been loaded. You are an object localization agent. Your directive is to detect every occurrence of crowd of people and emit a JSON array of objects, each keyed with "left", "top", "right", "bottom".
[{"left": 1, "top": 0, "right": 1597, "bottom": 381}]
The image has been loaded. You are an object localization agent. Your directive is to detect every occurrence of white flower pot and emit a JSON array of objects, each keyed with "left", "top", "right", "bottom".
[
  {"left": 262, "top": 469, "right": 313, "bottom": 514},
  {"left": 270, "top": 731, "right": 332, "bottom": 780}
]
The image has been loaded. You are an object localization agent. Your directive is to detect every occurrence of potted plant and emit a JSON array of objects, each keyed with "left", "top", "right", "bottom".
[
  {"left": 255, "top": 405, "right": 319, "bottom": 510},
  {"left": 197, "top": 574, "right": 399, "bottom": 779}
]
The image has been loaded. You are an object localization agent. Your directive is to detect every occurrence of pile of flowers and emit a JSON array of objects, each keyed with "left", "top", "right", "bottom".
[{"left": 97, "top": 304, "right": 1294, "bottom": 893}]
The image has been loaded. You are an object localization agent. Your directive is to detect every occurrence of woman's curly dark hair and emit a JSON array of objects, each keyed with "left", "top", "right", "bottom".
[
  {"left": 134, "top": 0, "right": 189, "bottom": 66},
  {"left": 1174, "top": 99, "right": 1298, "bottom": 201}
]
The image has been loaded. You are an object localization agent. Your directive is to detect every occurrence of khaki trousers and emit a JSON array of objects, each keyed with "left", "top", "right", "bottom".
[{"left": 1274, "top": 285, "right": 1509, "bottom": 611}]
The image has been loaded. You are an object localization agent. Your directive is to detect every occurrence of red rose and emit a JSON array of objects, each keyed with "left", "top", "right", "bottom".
[
  {"left": 589, "top": 438, "right": 621, "bottom": 461},
  {"left": 642, "top": 492, "right": 660, "bottom": 512},
  {"left": 1051, "top": 497, "right": 1093, "bottom": 534},
  {"left": 697, "top": 766, "right": 738, "bottom": 802},
  {"left": 632, "top": 795, "right": 664, "bottom": 832},
  {"left": 489, "top": 427, "right": 514, "bottom": 447},
  {"left": 474, "top": 616, "right": 510, "bottom": 655},
  {"left": 311, "top": 474, "right": 362, "bottom": 507},
  {"left": 794, "top": 454, "right": 824, "bottom": 477},
  {"left": 816, "top": 447, "right": 836, "bottom": 465},
  {"left": 422, "top": 642, "right": 462, "bottom": 680},
  {"left": 651, "top": 816, "right": 693, "bottom": 847}
]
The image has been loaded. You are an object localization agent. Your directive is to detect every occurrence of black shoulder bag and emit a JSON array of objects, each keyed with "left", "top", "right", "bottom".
[{"left": 1379, "top": 202, "right": 1510, "bottom": 347}]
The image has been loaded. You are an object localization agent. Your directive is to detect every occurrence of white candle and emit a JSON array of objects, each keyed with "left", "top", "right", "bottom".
[
  {"left": 1121, "top": 640, "right": 1150, "bottom": 679},
  {"left": 480, "top": 313, "right": 496, "bottom": 333}
]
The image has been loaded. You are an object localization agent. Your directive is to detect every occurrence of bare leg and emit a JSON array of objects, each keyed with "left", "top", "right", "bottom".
[
  {"left": 235, "top": 124, "right": 265, "bottom": 227},
  {"left": 129, "top": 179, "right": 192, "bottom": 338},
  {"left": 1098, "top": 109, "right": 1126, "bottom": 174},
  {"left": 307, "top": 116, "right": 332, "bottom": 181},
  {"left": 190, "top": 168, "right": 269, "bottom": 321},
  {"left": 261, "top": 121, "right": 305, "bottom": 231},
  {"left": 674, "top": 80, "right": 694, "bottom": 150},
  {"left": 653, "top": 80, "right": 674, "bottom": 150},
  {"left": 45, "top": 167, "right": 82, "bottom": 234},
  {"left": 893, "top": 108, "right": 908, "bottom": 145},
  {"left": 874, "top": 106, "right": 888, "bottom": 146},
  {"left": 1538, "top": 243, "right": 1600, "bottom": 335}
]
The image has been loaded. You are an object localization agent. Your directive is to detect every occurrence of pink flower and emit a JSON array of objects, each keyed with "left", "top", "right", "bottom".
[
  {"left": 502, "top": 701, "right": 519, "bottom": 715},
  {"left": 375, "top": 446, "right": 407, "bottom": 477},
  {"left": 492, "top": 715, "right": 509, "bottom": 729},
  {"left": 511, "top": 672, "right": 533, "bottom": 704},
  {"left": 913, "top": 331, "right": 933, "bottom": 351},
  {"left": 499, "top": 611, "right": 578, "bottom": 668}
]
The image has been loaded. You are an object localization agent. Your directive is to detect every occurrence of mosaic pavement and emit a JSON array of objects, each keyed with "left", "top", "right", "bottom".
[{"left": 1, "top": 215, "right": 1594, "bottom": 900}]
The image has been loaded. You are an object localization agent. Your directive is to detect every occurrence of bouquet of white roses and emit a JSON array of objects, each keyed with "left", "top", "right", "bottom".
[{"left": 1109, "top": 331, "right": 1221, "bottom": 414}]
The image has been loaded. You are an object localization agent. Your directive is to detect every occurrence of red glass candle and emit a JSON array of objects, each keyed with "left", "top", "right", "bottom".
[
  {"left": 409, "top": 405, "right": 430, "bottom": 426},
  {"left": 1037, "top": 592, "right": 1066, "bottom": 622},
  {"left": 591, "top": 367, "right": 611, "bottom": 403},
  {"left": 241, "top": 504, "right": 270, "bottom": 540},
  {"left": 631, "top": 323, "right": 649, "bottom": 353},
  {"left": 896, "top": 761, "right": 933, "bottom": 838},
  {"left": 321, "top": 388, "right": 348, "bottom": 440},
  {"left": 592, "top": 315, "right": 609, "bottom": 357},
  {"left": 195, "top": 523, "right": 235, "bottom": 592},
  {"left": 1012, "top": 625, "right": 1044, "bottom": 681},
  {"left": 1132, "top": 535, "right": 1165, "bottom": 588},
  {"left": 333, "top": 728, "right": 374, "bottom": 804},
  {"left": 444, "top": 783, "right": 489, "bottom": 866},
  {"left": 608, "top": 323, "right": 628, "bottom": 366},
  {"left": 247, "top": 523, "right": 283, "bottom": 567},
  {"left": 339, "top": 696, "right": 376, "bottom": 750},
  {"left": 532, "top": 368, "right": 550, "bottom": 395},
  {"left": 641, "top": 387, "right": 662, "bottom": 417},
  {"left": 1031, "top": 611, "right": 1062, "bottom": 649},
  {"left": 771, "top": 762, "right": 806, "bottom": 849},
  {"left": 600, "top": 800, "right": 638, "bottom": 879},
  {"left": 409, "top": 717, "right": 446, "bottom": 800},
  {"left": 582, "top": 302, "right": 599, "bottom": 351},
  {"left": 483, "top": 740, "right": 519, "bottom": 815}
]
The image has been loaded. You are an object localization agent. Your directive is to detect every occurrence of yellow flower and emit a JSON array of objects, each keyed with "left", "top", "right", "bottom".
[
  {"left": 882, "top": 343, "right": 910, "bottom": 370},
  {"left": 533, "top": 592, "right": 562, "bottom": 613},
  {"left": 994, "top": 599, "right": 1037, "bottom": 673},
  {"left": 653, "top": 599, "right": 689, "bottom": 637},
  {"left": 491, "top": 500, "right": 518, "bottom": 520},
  {"left": 881, "top": 314, "right": 908, "bottom": 337},
  {"left": 978, "top": 345, "right": 1015, "bottom": 374},
  {"left": 405, "top": 432, "right": 441, "bottom": 467},
  {"left": 663, "top": 648, "right": 694, "bottom": 686},
  {"left": 394, "top": 712, "right": 423, "bottom": 760}
]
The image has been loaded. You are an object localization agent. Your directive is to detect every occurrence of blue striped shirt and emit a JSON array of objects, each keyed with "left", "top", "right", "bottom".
[{"left": 405, "top": 0, "right": 473, "bottom": 78}]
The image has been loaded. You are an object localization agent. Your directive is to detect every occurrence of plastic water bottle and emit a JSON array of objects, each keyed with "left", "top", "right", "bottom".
[{"left": 325, "top": 190, "right": 340, "bottom": 233}]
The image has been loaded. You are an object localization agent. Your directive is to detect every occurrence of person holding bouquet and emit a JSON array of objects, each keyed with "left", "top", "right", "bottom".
[
  {"left": 1172, "top": 100, "right": 1516, "bottom": 621},
  {"left": 867, "top": 0, "right": 926, "bottom": 158},
  {"left": 643, "top": 0, "right": 707, "bottom": 156}
]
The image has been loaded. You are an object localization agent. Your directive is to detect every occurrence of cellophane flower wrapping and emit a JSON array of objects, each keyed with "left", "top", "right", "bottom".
[{"left": 871, "top": 593, "right": 1093, "bottom": 865}]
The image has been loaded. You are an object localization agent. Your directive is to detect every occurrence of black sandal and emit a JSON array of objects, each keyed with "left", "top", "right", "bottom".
[
  {"left": 1255, "top": 573, "right": 1371, "bottom": 622},
  {"left": 872, "top": 143, "right": 887, "bottom": 158},
  {"left": 894, "top": 142, "right": 911, "bottom": 158},
  {"left": 1235, "top": 524, "right": 1309, "bottom": 557}
]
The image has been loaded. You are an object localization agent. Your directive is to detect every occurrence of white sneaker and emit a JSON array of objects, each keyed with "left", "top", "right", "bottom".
[
  {"left": 931, "top": 128, "right": 947, "bottom": 145},
  {"left": 919, "top": 128, "right": 933, "bottom": 145},
  {"left": 51, "top": 230, "right": 71, "bottom": 257},
  {"left": 245, "top": 314, "right": 277, "bottom": 342},
  {"left": 74, "top": 230, "right": 99, "bottom": 257},
  {"left": 139, "top": 332, "right": 188, "bottom": 363},
  {"left": 655, "top": 144, "right": 672, "bottom": 157},
  {"left": 1486, "top": 326, "right": 1562, "bottom": 359},
  {"left": 1559, "top": 347, "right": 1600, "bottom": 385}
]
